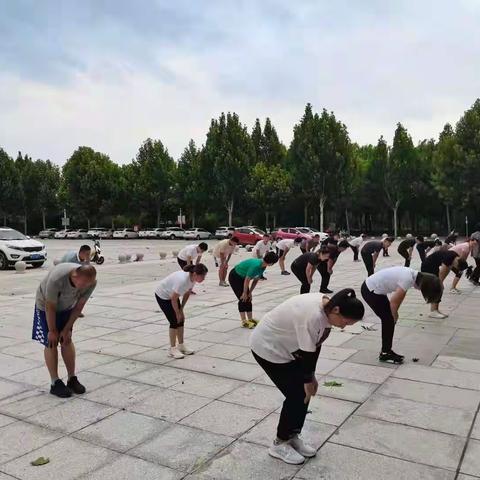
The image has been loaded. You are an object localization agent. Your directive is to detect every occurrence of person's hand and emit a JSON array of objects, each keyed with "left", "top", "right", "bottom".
[
  {"left": 304, "top": 377, "right": 318, "bottom": 403},
  {"left": 307, "top": 277, "right": 313, "bottom": 284},
  {"left": 47, "top": 330, "right": 59, "bottom": 349},
  {"left": 328, "top": 268, "right": 333, "bottom": 274},
  {"left": 177, "top": 311, "right": 185, "bottom": 323},
  {"left": 240, "top": 292, "right": 249, "bottom": 302},
  {"left": 60, "top": 328, "right": 72, "bottom": 346}
]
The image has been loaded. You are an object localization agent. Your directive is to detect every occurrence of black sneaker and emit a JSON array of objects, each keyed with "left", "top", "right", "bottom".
[
  {"left": 67, "top": 376, "right": 86, "bottom": 394},
  {"left": 320, "top": 288, "right": 333, "bottom": 294},
  {"left": 50, "top": 379, "right": 72, "bottom": 398},
  {"left": 379, "top": 351, "right": 404, "bottom": 364},
  {"left": 281, "top": 271, "right": 291, "bottom": 276}
]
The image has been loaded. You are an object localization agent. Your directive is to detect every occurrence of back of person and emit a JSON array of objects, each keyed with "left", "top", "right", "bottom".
[
  {"left": 155, "top": 271, "right": 192, "bottom": 300},
  {"left": 60, "top": 250, "right": 82, "bottom": 264},
  {"left": 362, "top": 240, "right": 382, "bottom": 255},
  {"left": 450, "top": 241, "right": 470, "bottom": 259},
  {"left": 235, "top": 258, "right": 264, "bottom": 278},
  {"left": 421, "top": 249, "right": 458, "bottom": 273},
  {"left": 365, "top": 266, "right": 417, "bottom": 295},
  {"left": 398, "top": 238, "right": 415, "bottom": 251}
]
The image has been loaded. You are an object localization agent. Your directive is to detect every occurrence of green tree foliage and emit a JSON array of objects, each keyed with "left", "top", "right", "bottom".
[
  {"left": 131, "top": 138, "right": 175, "bottom": 227},
  {"left": 203, "top": 112, "right": 255, "bottom": 225},
  {"left": 248, "top": 162, "right": 291, "bottom": 229},
  {"left": 36, "top": 160, "right": 61, "bottom": 229},
  {"left": 0, "top": 149, "right": 19, "bottom": 226}
]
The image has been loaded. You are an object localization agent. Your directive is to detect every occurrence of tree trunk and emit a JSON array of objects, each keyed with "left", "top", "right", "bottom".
[
  {"left": 111, "top": 218, "right": 115, "bottom": 230},
  {"left": 227, "top": 199, "right": 234, "bottom": 226},
  {"left": 2, "top": 214, "right": 6, "bottom": 226},
  {"left": 265, "top": 211, "right": 269, "bottom": 230},
  {"left": 304, "top": 203, "right": 308, "bottom": 226},
  {"left": 156, "top": 206, "right": 161, "bottom": 228},
  {"left": 191, "top": 208, "right": 196, "bottom": 228},
  {"left": 445, "top": 204, "right": 451, "bottom": 233},
  {"left": 392, "top": 201, "right": 400, "bottom": 238},
  {"left": 345, "top": 208, "right": 350, "bottom": 234},
  {"left": 87, "top": 218, "right": 91, "bottom": 230},
  {"left": 319, "top": 196, "right": 326, "bottom": 232},
  {"left": 273, "top": 213, "right": 277, "bottom": 229},
  {"left": 23, "top": 212, "right": 27, "bottom": 235},
  {"left": 42, "top": 209, "right": 46, "bottom": 230}
]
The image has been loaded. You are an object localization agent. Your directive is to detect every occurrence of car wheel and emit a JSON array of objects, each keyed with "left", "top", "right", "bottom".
[
  {"left": 170, "top": 234, "right": 175, "bottom": 240},
  {"left": 124, "top": 235, "right": 128, "bottom": 239},
  {"left": 0, "top": 252, "right": 8, "bottom": 270},
  {"left": 208, "top": 234, "right": 213, "bottom": 239},
  {"left": 196, "top": 235, "right": 201, "bottom": 240},
  {"left": 31, "top": 262, "right": 44, "bottom": 269}
]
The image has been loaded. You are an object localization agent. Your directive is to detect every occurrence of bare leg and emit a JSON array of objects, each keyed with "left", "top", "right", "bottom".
[
  {"left": 44, "top": 347, "right": 59, "bottom": 380},
  {"left": 279, "top": 256, "right": 285, "bottom": 272},
  {"left": 246, "top": 311, "right": 253, "bottom": 320},
  {"left": 451, "top": 276, "right": 460, "bottom": 290},
  {"left": 431, "top": 303, "right": 439, "bottom": 312},
  {"left": 60, "top": 342, "right": 76, "bottom": 378},
  {"left": 176, "top": 326, "right": 184, "bottom": 345},
  {"left": 240, "top": 311, "right": 247, "bottom": 321},
  {"left": 169, "top": 328, "right": 177, "bottom": 347}
]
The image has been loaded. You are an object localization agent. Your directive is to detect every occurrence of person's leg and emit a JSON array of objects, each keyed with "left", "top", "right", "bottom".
[
  {"left": 177, "top": 258, "right": 187, "bottom": 270},
  {"left": 451, "top": 274, "right": 461, "bottom": 291},
  {"left": 361, "top": 282, "right": 402, "bottom": 362},
  {"left": 318, "top": 262, "right": 331, "bottom": 292},
  {"left": 352, "top": 246, "right": 359, "bottom": 261},
  {"left": 279, "top": 251, "right": 286, "bottom": 272},
  {"left": 362, "top": 253, "right": 373, "bottom": 276},
  {"left": 292, "top": 263, "right": 310, "bottom": 294},
  {"left": 472, "top": 258, "right": 480, "bottom": 283},
  {"left": 44, "top": 346, "right": 59, "bottom": 380},
  {"left": 417, "top": 247, "right": 426, "bottom": 264},
  {"left": 229, "top": 270, "right": 249, "bottom": 324},
  {"left": 61, "top": 342, "right": 76, "bottom": 378}
]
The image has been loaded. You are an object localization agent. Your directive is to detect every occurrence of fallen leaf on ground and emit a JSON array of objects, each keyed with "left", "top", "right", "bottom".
[
  {"left": 323, "top": 381, "right": 343, "bottom": 387},
  {"left": 31, "top": 457, "right": 50, "bottom": 466}
]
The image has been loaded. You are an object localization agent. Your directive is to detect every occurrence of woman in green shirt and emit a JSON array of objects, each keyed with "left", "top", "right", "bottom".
[{"left": 229, "top": 252, "right": 278, "bottom": 328}]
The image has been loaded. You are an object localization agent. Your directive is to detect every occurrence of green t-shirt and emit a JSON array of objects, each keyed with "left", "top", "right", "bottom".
[{"left": 234, "top": 258, "right": 265, "bottom": 279}]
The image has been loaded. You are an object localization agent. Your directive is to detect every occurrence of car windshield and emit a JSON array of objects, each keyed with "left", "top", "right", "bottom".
[
  {"left": 296, "top": 228, "right": 309, "bottom": 233},
  {"left": 253, "top": 229, "right": 266, "bottom": 235},
  {"left": 0, "top": 229, "right": 27, "bottom": 240}
]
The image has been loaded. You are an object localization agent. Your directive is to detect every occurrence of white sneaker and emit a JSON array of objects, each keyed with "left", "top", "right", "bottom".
[
  {"left": 268, "top": 441, "right": 305, "bottom": 465},
  {"left": 289, "top": 435, "right": 317, "bottom": 458},
  {"left": 168, "top": 347, "right": 185, "bottom": 359},
  {"left": 178, "top": 344, "right": 194, "bottom": 355},
  {"left": 428, "top": 310, "right": 448, "bottom": 319},
  {"left": 450, "top": 288, "right": 461, "bottom": 295}
]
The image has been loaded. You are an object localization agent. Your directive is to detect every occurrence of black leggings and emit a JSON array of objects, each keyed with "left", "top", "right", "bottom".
[
  {"left": 317, "top": 260, "right": 331, "bottom": 291},
  {"left": 398, "top": 248, "right": 410, "bottom": 267},
  {"left": 229, "top": 269, "right": 252, "bottom": 312},
  {"left": 252, "top": 351, "right": 309, "bottom": 441},
  {"left": 350, "top": 245, "right": 359, "bottom": 261},
  {"left": 361, "top": 282, "right": 394, "bottom": 352},
  {"left": 155, "top": 295, "right": 182, "bottom": 329},
  {"left": 291, "top": 261, "right": 310, "bottom": 294},
  {"left": 361, "top": 253, "right": 375, "bottom": 276},
  {"left": 472, "top": 258, "right": 480, "bottom": 282},
  {"left": 417, "top": 246, "right": 427, "bottom": 264}
]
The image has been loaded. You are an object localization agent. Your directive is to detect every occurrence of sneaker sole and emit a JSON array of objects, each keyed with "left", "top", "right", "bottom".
[
  {"left": 379, "top": 358, "right": 404, "bottom": 364},
  {"left": 268, "top": 449, "right": 305, "bottom": 465}
]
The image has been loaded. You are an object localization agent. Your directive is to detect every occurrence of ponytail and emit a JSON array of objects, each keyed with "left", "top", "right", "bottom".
[
  {"left": 183, "top": 263, "right": 208, "bottom": 275},
  {"left": 324, "top": 288, "right": 364, "bottom": 320}
]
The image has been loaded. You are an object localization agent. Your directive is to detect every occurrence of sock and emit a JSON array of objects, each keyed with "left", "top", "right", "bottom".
[
  {"left": 51, "top": 377, "right": 59, "bottom": 386},
  {"left": 274, "top": 437, "right": 286, "bottom": 445}
]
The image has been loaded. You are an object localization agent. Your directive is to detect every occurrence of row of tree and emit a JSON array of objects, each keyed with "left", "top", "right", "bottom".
[{"left": 1, "top": 100, "right": 479, "bottom": 236}]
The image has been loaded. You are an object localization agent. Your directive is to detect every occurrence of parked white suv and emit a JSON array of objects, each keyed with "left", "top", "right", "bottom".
[
  {"left": 183, "top": 228, "right": 213, "bottom": 240},
  {"left": 0, "top": 228, "right": 47, "bottom": 270},
  {"left": 113, "top": 228, "right": 139, "bottom": 239},
  {"left": 161, "top": 227, "right": 185, "bottom": 239}
]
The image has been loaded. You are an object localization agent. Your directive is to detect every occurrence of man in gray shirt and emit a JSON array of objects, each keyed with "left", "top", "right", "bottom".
[
  {"left": 60, "top": 245, "right": 91, "bottom": 265},
  {"left": 32, "top": 263, "right": 97, "bottom": 398}
]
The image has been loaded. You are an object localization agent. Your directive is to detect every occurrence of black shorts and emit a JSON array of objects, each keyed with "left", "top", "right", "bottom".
[
  {"left": 177, "top": 258, "right": 187, "bottom": 269},
  {"left": 155, "top": 294, "right": 182, "bottom": 329},
  {"left": 276, "top": 248, "right": 285, "bottom": 258}
]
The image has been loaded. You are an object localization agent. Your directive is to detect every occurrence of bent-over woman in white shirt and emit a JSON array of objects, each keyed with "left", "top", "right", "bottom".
[
  {"left": 155, "top": 264, "right": 208, "bottom": 359},
  {"left": 250, "top": 289, "right": 364, "bottom": 465}
]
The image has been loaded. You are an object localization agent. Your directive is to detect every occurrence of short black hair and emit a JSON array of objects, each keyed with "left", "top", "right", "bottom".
[
  {"left": 416, "top": 236, "right": 424, "bottom": 243},
  {"left": 456, "top": 258, "right": 468, "bottom": 271},
  {"left": 324, "top": 288, "right": 364, "bottom": 320},
  {"left": 338, "top": 240, "right": 349, "bottom": 249},
  {"left": 294, "top": 237, "right": 303, "bottom": 244},
  {"left": 230, "top": 236, "right": 240, "bottom": 244},
  {"left": 384, "top": 236, "right": 395, "bottom": 243},
  {"left": 416, "top": 272, "right": 443, "bottom": 304},
  {"left": 198, "top": 242, "right": 208, "bottom": 251},
  {"left": 183, "top": 263, "right": 208, "bottom": 275},
  {"left": 79, "top": 245, "right": 91, "bottom": 253},
  {"left": 263, "top": 251, "right": 279, "bottom": 265}
]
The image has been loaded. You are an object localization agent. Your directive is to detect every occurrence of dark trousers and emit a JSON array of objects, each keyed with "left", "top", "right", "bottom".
[
  {"left": 229, "top": 269, "right": 252, "bottom": 312},
  {"left": 252, "top": 351, "right": 309, "bottom": 441},
  {"left": 398, "top": 249, "right": 410, "bottom": 267},
  {"left": 472, "top": 258, "right": 480, "bottom": 282},
  {"left": 291, "top": 261, "right": 310, "bottom": 294},
  {"left": 361, "top": 253, "right": 375, "bottom": 276},
  {"left": 177, "top": 258, "right": 187, "bottom": 269},
  {"left": 417, "top": 246, "right": 426, "bottom": 264},
  {"left": 317, "top": 261, "right": 331, "bottom": 291},
  {"left": 361, "top": 282, "right": 394, "bottom": 352},
  {"left": 350, "top": 245, "right": 359, "bottom": 261},
  {"left": 383, "top": 246, "right": 389, "bottom": 257}
]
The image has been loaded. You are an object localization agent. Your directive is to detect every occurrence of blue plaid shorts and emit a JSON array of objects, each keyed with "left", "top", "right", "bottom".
[{"left": 32, "top": 305, "right": 72, "bottom": 346}]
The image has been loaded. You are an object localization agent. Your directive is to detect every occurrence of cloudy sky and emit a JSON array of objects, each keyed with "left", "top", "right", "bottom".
[{"left": 1, "top": 0, "right": 479, "bottom": 165}]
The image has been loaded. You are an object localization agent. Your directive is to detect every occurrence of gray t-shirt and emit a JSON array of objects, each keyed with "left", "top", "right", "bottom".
[
  {"left": 60, "top": 251, "right": 82, "bottom": 264},
  {"left": 35, "top": 263, "right": 96, "bottom": 312}
]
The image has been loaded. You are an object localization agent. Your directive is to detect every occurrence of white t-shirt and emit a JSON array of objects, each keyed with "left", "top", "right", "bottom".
[
  {"left": 213, "top": 239, "right": 234, "bottom": 258},
  {"left": 365, "top": 266, "right": 417, "bottom": 295},
  {"left": 155, "top": 271, "right": 194, "bottom": 300},
  {"left": 252, "top": 240, "right": 270, "bottom": 258},
  {"left": 178, "top": 244, "right": 199, "bottom": 262},
  {"left": 349, "top": 236, "right": 364, "bottom": 248},
  {"left": 276, "top": 239, "right": 296, "bottom": 251},
  {"left": 250, "top": 293, "right": 331, "bottom": 363}
]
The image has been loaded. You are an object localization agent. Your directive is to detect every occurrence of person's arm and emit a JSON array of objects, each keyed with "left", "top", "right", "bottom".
[
  {"left": 283, "top": 247, "right": 290, "bottom": 257},
  {"left": 249, "top": 278, "right": 259, "bottom": 296},
  {"left": 408, "top": 247, "right": 413, "bottom": 258},
  {"left": 306, "top": 263, "right": 315, "bottom": 283},
  {"left": 372, "top": 251, "right": 379, "bottom": 265},
  {"left": 327, "top": 258, "right": 336, "bottom": 273},
  {"left": 186, "top": 256, "right": 193, "bottom": 266},
  {"left": 181, "top": 291, "right": 191, "bottom": 308},
  {"left": 389, "top": 288, "right": 407, "bottom": 322},
  {"left": 241, "top": 277, "right": 252, "bottom": 301},
  {"left": 59, "top": 297, "right": 88, "bottom": 345},
  {"left": 439, "top": 264, "right": 450, "bottom": 282},
  {"left": 196, "top": 255, "right": 202, "bottom": 265},
  {"left": 171, "top": 292, "right": 184, "bottom": 322}
]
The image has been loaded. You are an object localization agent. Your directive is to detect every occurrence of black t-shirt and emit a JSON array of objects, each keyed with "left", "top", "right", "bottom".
[
  {"left": 292, "top": 252, "right": 320, "bottom": 270},
  {"left": 445, "top": 233, "right": 457, "bottom": 244},
  {"left": 421, "top": 250, "right": 458, "bottom": 274},
  {"left": 326, "top": 245, "right": 341, "bottom": 261},
  {"left": 398, "top": 238, "right": 416, "bottom": 251},
  {"left": 321, "top": 237, "right": 338, "bottom": 247},
  {"left": 361, "top": 240, "right": 383, "bottom": 255},
  {"left": 417, "top": 240, "right": 436, "bottom": 251}
]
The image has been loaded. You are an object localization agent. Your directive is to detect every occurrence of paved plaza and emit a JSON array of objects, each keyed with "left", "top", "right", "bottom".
[{"left": 0, "top": 239, "right": 480, "bottom": 480}]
